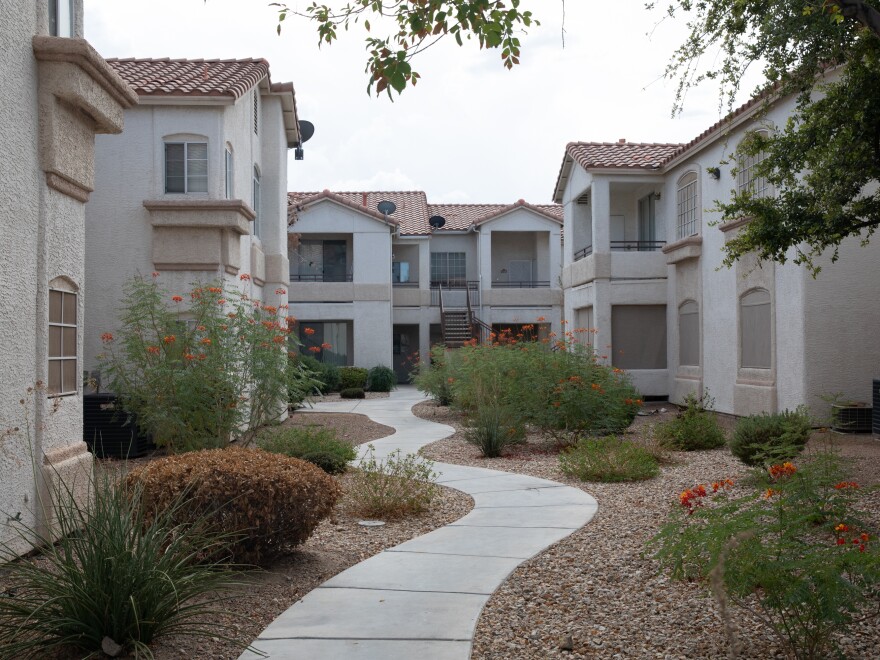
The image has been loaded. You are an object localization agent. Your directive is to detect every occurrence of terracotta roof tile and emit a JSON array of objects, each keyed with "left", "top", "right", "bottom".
[
  {"left": 566, "top": 141, "right": 684, "bottom": 171},
  {"left": 106, "top": 57, "right": 270, "bottom": 99},
  {"left": 289, "top": 192, "right": 562, "bottom": 236}
]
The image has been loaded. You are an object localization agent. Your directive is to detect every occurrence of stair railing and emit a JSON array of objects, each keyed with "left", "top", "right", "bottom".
[{"left": 465, "top": 289, "right": 492, "bottom": 344}]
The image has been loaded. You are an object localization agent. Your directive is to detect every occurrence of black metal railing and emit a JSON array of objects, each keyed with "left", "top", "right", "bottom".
[
  {"left": 574, "top": 245, "right": 593, "bottom": 261},
  {"left": 609, "top": 241, "right": 666, "bottom": 252},
  {"left": 289, "top": 273, "right": 353, "bottom": 282},
  {"left": 430, "top": 281, "right": 479, "bottom": 307},
  {"left": 392, "top": 281, "right": 419, "bottom": 288},
  {"left": 492, "top": 281, "right": 550, "bottom": 289}
]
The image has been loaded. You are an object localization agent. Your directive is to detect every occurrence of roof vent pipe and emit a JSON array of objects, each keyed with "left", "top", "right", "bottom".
[
  {"left": 618, "top": 138, "right": 626, "bottom": 144},
  {"left": 362, "top": 192, "right": 367, "bottom": 206}
]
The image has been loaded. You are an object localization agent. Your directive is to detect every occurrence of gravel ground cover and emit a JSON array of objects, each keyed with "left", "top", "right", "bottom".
[{"left": 415, "top": 401, "right": 880, "bottom": 660}]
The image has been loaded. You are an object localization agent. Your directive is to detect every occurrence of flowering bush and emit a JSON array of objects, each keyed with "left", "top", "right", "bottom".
[
  {"left": 655, "top": 391, "right": 727, "bottom": 451},
  {"left": 649, "top": 452, "right": 880, "bottom": 659},
  {"left": 100, "top": 276, "right": 314, "bottom": 452}
]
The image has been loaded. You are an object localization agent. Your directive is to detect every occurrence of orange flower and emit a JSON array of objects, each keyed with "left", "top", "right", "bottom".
[
  {"left": 769, "top": 462, "right": 797, "bottom": 479},
  {"left": 304, "top": 327, "right": 316, "bottom": 336},
  {"left": 273, "top": 336, "right": 286, "bottom": 344},
  {"left": 835, "top": 523, "right": 849, "bottom": 533},
  {"left": 264, "top": 305, "right": 277, "bottom": 314},
  {"left": 764, "top": 488, "right": 779, "bottom": 499},
  {"left": 536, "top": 316, "right": 546, "bottom": 322},
  {"left": 171, "top": 295, "right": 183, "bottom": 303},
  {"left": 834, "top": 481, "right": 859, "bottom": 490},
  {"left": 196, "top": 325, "right": 206, "bottom": 331},
  {"left": 184, "top": 353, "right": 195, "bottom": 361},
  {"left": 262, "top": 320, "right": 277, "bottom": 330},
  {"left": 163, "top": 335, "right": 175, "bottom": 344},
  {"left": 307, "top": 346, "right": 321, "bottom": 353},
  {"left": 240, "top": 273, "right": 251, "bottom": 281},
  {"left": 321, "top": 342, "right": 332, "bottom": 349},
  {"left": 227, "top": 313, "right": 237, "bottom": 319},
  {"left": 146, "top": 346, "right": 160, "bottom": 355},
  {"left": 100, "top": 332, "right": 113, "bottom": 342},
  {"left": 197, "top": 353, "right": 206, "bottom": 360},
  {"left": 208, "top": 287, "right": 222, "bottom": 294},
  {"left": 220, "top": 324, "right": 228, "bottom": 330},
  {"left": 200, "top": 338, "right": 212, "bottom": 345},
  {"left": 275, "top": 288, "right": 287, "bottom": 295},
  {"left": 217, "top": 299, "right": 226, "bottom": 305},
  {"left": 151, "top": 271, "right": 160, "bottom": 278}
]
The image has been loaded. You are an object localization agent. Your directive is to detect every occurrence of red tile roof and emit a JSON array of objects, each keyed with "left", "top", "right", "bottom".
[
  {"left": 289, "top": 192, "right": 562, "bottom": 236},
  {"left": 106, "top": 57, "right": 270, "bottom": 99},
  {"left": 566, "top": 142, "right": 684, "bottom": 171}
]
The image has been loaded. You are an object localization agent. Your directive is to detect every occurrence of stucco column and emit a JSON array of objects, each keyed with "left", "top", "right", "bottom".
[
  {"left": 563, "top": 202, "right": 575, "bottom": 265},
  {"left": 418, "top": 240, "right": 430, "bottom": 290},
  {"left": 549, "top": 227, "right": 562, "bottom": 289},
  {"left": 593, "top": 279, "right": 613, "bottom": 362},
  {"left": 591, "top": 177, "right": 611, "bottom": 254}
]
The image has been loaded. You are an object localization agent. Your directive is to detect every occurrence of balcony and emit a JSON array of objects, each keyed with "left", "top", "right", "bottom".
[
  {"left": 610, "top": 240, "right": 666, "bottom": 252},
  {"left": 491, "top": 280, "right": 550, "bottom": 288},
  {"left": 289, "top": 272, "right": 353, "bottom": 283},
  {"left": 574, "top": 245, "right": 593, "bottom": 261},
  {"left": 431, "top": 281, "right": 480, "bottom": 308}
]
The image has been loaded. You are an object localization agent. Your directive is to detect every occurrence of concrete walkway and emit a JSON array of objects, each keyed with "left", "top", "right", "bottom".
[{"left": 241, "top": 386, "right": 598, "bottom": 660}]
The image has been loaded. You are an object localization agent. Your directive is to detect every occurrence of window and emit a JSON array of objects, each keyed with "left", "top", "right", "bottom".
[
  {"left": 294, "top": 240, "right": 349, "bottom": 282},
  {"left": 392, "top": 261, "right": 410, "bottom": 284},
  {"left": 676, "top": 172, "right": 699, "bottom": 239},
  {"left": 49, "top": 0, "right": 73, "bottom": 37},
  {"left": 253, "top": 91, "right": 259, "bottom": 135},
  {"left": 48, "top": 289, "right": 77, "bottom": 395},
  {"left": 611, "top": 305, "right": 667, "bottom": 370},
  {"left": 430, "top": 252, "right": 466, "bottom": 286},
  {"left": 740, "top": 289, "right": 771, "bottom": 369},
  {"left": 252, "top": 167, "right": 261, "bottom": 238},
  {"left": 225, "top": 148, "right": 233, "bottom": 199},
  {"left": 299, "top": 322, "right": 349, "bottom": 366},
  {"left": 678, "top": 300, "right": 700, "bottom": 367},
  {"left": 164, "top": 142, "right": 207, "bottom": 193},
  {"left": 574, "top": 306, "right": 594, "bottom": 346},
  {"left": 737, "top": 131, "right": 771, "bottom": 199}
]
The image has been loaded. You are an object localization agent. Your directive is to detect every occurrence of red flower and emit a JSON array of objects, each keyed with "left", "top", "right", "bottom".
[
  {"left": 217, "top": 298, "right": 226, "bottom": 305},
  {"left": 240, "top": 273, "right": 251, "bottom": 281},
  {"left": 264, "top": 305, "right": 277, "bottom": 314},
  {"left": 197, "top": 353, "right": 206, "bottom": 361},
  {"left": 837, "top": 538, "right": 846, "bottom": 546},
  {"left": 146, "top": 346, "right": 160, "bottom": 355},
  {"left": 163, "top": 335, "right": 175, "bottom": 344},
  {"left": 208, "top": 287, "right": 222, "bottom": 294},
  {"left": 321, "top": 342, "right": 332, "bottom": 349},
  {"left": 307, "top": 346, "right": 321, "bottom": 353},
  {"left": 275, "top": 288, "right": 287, "bottom": 295},
  {"left": 171, "top": 295, "right": 183, "bottom": 303},
  {"left": 100, "top": 332, "right": 114, "bottom": 343},
  {"left": 834, "top": 481, "right": 859, "bottom": 490},
  {"left": 200, "top": 338, "right": 212, "bottom": 345},
  {"left": 151, "top": 272, "right": 160, "bottom": 278},
  {"left": 304, "top": 327, "right": 316, "bottom": 336},
  {"left": 273, "top": 336, "right": 286, "bottom": 344},
  {"left": 184, "top": 353, "right": 195, "bottom": 361},
  {"left": 196, "top": 325, "right": 206, "bottom": 331}
]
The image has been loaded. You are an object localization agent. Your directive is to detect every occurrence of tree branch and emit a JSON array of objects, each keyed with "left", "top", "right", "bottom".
[{"left": 839, "top": 1, "right": 880, "bottom": 38}]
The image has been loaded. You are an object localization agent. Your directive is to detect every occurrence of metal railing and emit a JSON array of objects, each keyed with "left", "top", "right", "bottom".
[
  {"left": 289, "top": 273, "right": 353, "bottom": 282},
  {"left": 392, "top": 281, "right": 419, "bottom": 288},
  {"left": 609, "top": 241, "right": 666, "bottom": 252},
  {"left": 574, "top": 245, "right": 593, "bottom": 261},
  {"left": 430, "top": 281, "right": 479, "bottom": 308},
  {"left": 491, "top": 281, "right": 550, "bottom": 289}
]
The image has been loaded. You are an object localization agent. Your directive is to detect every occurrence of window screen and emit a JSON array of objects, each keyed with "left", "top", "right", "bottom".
[
  {"left": 611, "top": 305, "right": 667, "bottom": 370},
  {"left": 740, "top": 289, "right": 771, "bottom": 368},
  {"left": 737, "top": 131, "right": 771, "bottom": 199},
  {"left": 165, "top": 142, "right": 207, "bottom": 193},
  {"left": 252, "top": 168, "right": 261, "bottom": 238},
  {"left": 225, "top": 148, "right": 233, "bottom": 199},
  {"left": 678, "top": 300, "right": 700, "bottom": 366},
  {"left": 574, "top": 306, "right": 594, "bottom": 347},
  {"left": 676, "top": 173, "right": 698, "bottom": 239},
  {"left": 430, "top": 252, "right": 466, "bottom": 286},
  {"left": 48, "top": 289, "right": 77, "bottom": 395}
]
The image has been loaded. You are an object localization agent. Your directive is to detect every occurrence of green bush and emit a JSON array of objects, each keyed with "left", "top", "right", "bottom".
[
  {"left": 257, "top": 425, "right": 357, "bottom": 474},
  {"left": 367, "top": 365, "right": 397, "bottom": 392},
  {"left": 464, "top": 405, "right": 526, "bottom": 457},
  {"left": 339, "top": 366, "right": 368, "bottom": 390},
  {"left": 340, "top": 387, "right": 365, "bottom": 399},
  {"left": 730, "top": 406, "right": 812, "bottom": 466},
  {"left": 0, "top": 471, "right": 238, "bottom": 659},
  {"left": 126, "top": 447, "right": 341, "bottom": 566},
  {"left": 412, "top": 344, "right": 455, "bottom": 405},
  {"left": 348, "top": 445, "right": 439, "bottom": 518},
  {"left": 649, "top": 452, "right": 879, "bottom": 659},
  {"left": 299, "top": 355, "right": 341, "bottom": 394},
  {"left": 655, "top": 391, "right": 726, "bottom": 451},
  {"left": 559, "top": 436, "right": 660, "bottom": 482}
]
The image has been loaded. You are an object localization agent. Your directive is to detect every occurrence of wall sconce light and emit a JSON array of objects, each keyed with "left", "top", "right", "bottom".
[
  {"left": 708, "top": 167, "right": 721, "bottom": 180},
  {"left": 500, "top": 268, "right": 508, "bottom": 274},
  {"left": 652, "top": 191, "right": 662, "bottom": 201}
]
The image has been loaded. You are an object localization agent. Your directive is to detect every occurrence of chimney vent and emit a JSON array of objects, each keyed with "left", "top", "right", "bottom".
[{"left": 618, "top": 138, "right": 626, "bottom": 144}]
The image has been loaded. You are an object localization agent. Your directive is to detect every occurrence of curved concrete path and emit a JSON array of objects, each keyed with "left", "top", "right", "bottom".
[{"left": 241, "top": 386, "right": 598, "bottom": 660}]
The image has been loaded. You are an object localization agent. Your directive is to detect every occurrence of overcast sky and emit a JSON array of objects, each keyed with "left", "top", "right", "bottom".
[{"left": 84, "top": 0, "right": 763, "bottom": 204}]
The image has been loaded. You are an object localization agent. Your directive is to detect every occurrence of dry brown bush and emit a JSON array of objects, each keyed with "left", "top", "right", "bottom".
[{"left": 125, "top": 446, "right": 341, "bottom": 566}]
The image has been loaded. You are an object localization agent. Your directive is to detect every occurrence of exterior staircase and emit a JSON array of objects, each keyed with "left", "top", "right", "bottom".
[{"left": 441, "top": 309, "right": 474, "bottom": 347}]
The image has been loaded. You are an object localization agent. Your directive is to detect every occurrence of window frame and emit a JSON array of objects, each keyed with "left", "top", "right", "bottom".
[
  {"left": 430, "top": 252, "right": 466, "bottom": 287},
  {"left": 678, "top": 300, "right": 700, "bottom": 367},
  {"left": 676, "top": 171, "right": 699, "bottom": 240},
  {"left": 252, "top": 166, "right": 261, "bottom": 238},
  {"left": 164, "top": 141, "right": 208, "bottom": 194},
  {"left": 49, "top": 0, "right": 74, "bottom": 37},
  {"left": 739, "top": 288, "right": 772, "bottom": 369},
  {"left": 48, "top": 288, "right": 78, "bottom": 397},
  {"left": 737, "top": 130, "right": 772, "bottom": 200}
]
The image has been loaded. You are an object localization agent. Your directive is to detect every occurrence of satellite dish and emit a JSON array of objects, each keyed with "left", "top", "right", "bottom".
[
  {"left": 377, "top": 200, "right": 397, "bottom": 216},
  {"left": 298, "top": 120, "right": 315, "bottom": 143},
  {"left": 429, "top": 215, "right": 446, "bottom": 229}
]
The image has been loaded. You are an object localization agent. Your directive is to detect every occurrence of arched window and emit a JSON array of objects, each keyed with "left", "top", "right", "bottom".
[
  {"left": 678, "top": 300, "right": 699, "bottom": 367},
  {"left": 740, "top": 288, "right": 771, "bottom": 368},
  {"left": 252, "top": 166, "right": 261, "bottom": 238},
  {"left": 225, "top": 144, "right": 234, "bottom": 199},
  {"left": 737, "top": 130, "right": 771, "bottom": 199},
  {"left": 676, "top": 171, "right": 698, "bottom": 240},
  {"left": 48, "top": 277, "right": 78, "bottom": 396}
]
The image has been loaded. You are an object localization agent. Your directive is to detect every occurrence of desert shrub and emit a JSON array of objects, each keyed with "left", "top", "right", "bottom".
[
  {"left": 464, "top": 404, "right": 526, "bottom": 458},
  {"left": 650, "top": 453, "right": 880, "bottom": 659},
  {"left": 559, "top": 436, "right": 660, "bottom": 482},
  {"left": 340, "top": 387, "right": 365, "bottom": 399},
  {"left": 347, "top": 445, "right": 439, "bottom": 518},
  {"left": 655, "top": 391, "right": 726, "bottom": 451},
  {"left": 339, "top": 366, "right": 368, "bottom": 390},
  {"left": 730, "top": 406, "right": 812, "bottom": 466},
  {"left": 366, "top": 365, "right": 396, "bottom": 392},
  {"left": 257, "top": 425, "right": 356, "bottom": 474},
  {"left": 412, "top": 344, "right": 455, "bottom": 405},
  {"left": 126, "top": 446, "right": 341, "bottom": 566},
  {"left": 0, "top": 471, "right": 237, "bottom": 659},
  {"left": 100, "top": 276, "right": 301, "bottom": 452},
  {"left": 298, "top": 355, "right": 340, "bottom": 394}
]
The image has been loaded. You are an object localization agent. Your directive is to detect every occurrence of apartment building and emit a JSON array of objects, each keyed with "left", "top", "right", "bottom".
[
  {"left": 554, "top": 94, "right": 880, "bottom": 416},
  {"left": 0, "top": 1, "right": 137, "bottom": 556},
  {"left": 84, "top": 58, "right": 301, "bottom": 375},
  {"left": 287, "top": 191, "right": 563, "bottom": 381}
]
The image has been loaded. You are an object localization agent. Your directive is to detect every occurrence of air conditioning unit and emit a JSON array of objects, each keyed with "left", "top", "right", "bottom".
[
  {"left": 83, "top": 394, "right": 155, "bottom": 458},
  {"left": 874, "top": 380, "right": 880, "bottom": 436},
  {"left": 831, "top": 401, "right": 873, "bottom": 434}
]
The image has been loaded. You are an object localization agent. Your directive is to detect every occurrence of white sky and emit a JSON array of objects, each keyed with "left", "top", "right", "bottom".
[{"left": 84, "top": 0, "right": 763, "bottom": 204}]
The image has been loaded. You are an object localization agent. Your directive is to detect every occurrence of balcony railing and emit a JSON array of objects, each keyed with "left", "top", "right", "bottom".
[
  {"left": 492, "top": 281, "right": 550, "bottom": 288},
  {"left": 392, "top": 281, "right": 419, "bottom": 288},
  {"left": 289, "top": 273, "right": 353, "bottom": 282},
  {"left": 610, "top": 240, "right": 666, "bottom": 252},
  {"left": 574, "top": 245, "right": 593, "bottom": 261},
  {"left": 430, "top": 281, "right": 479, "bottom": 308}
]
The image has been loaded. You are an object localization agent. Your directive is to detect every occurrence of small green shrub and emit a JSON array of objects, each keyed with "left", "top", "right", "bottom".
[
  {"left": 340, "top": 387, "right": 365, "bottom": 399},
  {"left": 649, "top": 452, "right": 879, "bottom": 659},
  {"left": 367, "top": 365, "right": 396, "bottom": 392},
  {"left": 126, "top": 447, "right": 341, "bottom": 566},
  {"left": 559, "top": 436, "right": 660, "bottom": 482},
  {"left": 348, "top": 445, "right": 439, "bottom": 518},
  {"left": 412, "top": 344, "right": 454, "bottom": 405},
  {"left": 299, "top": 355, "right": 341, "bottom": 393},
  {"left": 339, "top": 366, "right": 368, "bottom": 390},
  {"left": 0, "top": 471, "right": 237, "bottom": 659},
  {"left": 655, "top": 391, "right": 726, "bottom": 451},
  {"left": 464, "top": 405, "right": 525, "bottom": 457},
  {"left": 730, "top": 406, "right": 812, "bottom": 466},
  {"left": 257, "top": 425, "right": 356, "bottom": 474}
]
